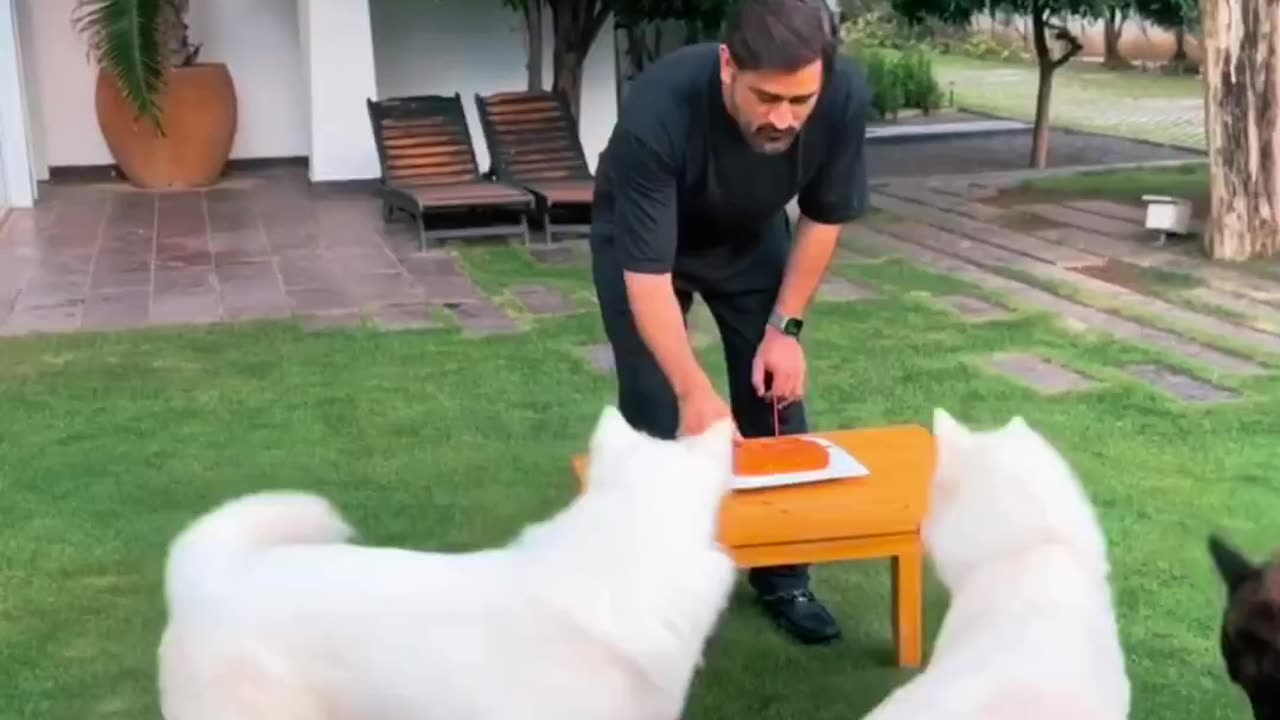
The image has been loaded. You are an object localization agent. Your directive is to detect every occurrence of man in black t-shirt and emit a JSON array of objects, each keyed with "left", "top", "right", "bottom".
[{"left": 588, "top": 0, "right": 870, "bottom": 645}]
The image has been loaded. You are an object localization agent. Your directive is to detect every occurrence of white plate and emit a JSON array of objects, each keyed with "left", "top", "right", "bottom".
[{"left": 731, "top": 436, "right": 871, "bottom": 492}]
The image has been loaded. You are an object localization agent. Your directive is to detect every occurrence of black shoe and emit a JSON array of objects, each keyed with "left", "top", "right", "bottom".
[{"left": 759, "top": 589, "right": 842, "bottom": 645}]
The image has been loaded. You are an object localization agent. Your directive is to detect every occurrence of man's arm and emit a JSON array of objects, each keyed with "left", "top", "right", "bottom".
[
  {"left": 611, "top": 131, "right": 716, "bottom": 401},
  {"left": 777, "top": 74, "right": 872, "bottom": 321}
]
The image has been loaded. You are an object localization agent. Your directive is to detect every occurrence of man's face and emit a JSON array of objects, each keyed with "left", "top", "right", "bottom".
[{"left": 719, "top": 45, "right": 824, "bottom": 155}]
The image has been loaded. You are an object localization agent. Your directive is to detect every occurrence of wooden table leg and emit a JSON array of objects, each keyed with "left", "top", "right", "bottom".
[{"left": 891, "top": 540, "right": 924, "bottom": 668}]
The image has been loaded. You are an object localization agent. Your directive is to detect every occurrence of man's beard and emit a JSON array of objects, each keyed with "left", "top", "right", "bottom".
[
  {"left": 746, "top": 124, "right": 798, "bottom": 154},
  {"left": 728, "top": 93, "right": 798, "bottom": 155}
]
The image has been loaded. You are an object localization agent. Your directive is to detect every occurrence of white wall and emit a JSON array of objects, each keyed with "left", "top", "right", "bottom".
[
  {"left": 17, "top": 0, "right": 308, "bottom": 175},
  {"left": 12, "top": 0, "right": 620, "bottom": 181},
  {"left": 0, "top": 0, "right": 34, "bottom": 205},
  {"left": 297, "top": 0, "right": 380, "bottom": 182},
  {"left": 370, "top": 0, "right": 618, "bottom": 174}
]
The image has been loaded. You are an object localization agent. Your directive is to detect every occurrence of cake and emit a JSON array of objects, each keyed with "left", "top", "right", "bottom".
[{"left": 734, "top": 436, "right": 830, "bottom": 476}]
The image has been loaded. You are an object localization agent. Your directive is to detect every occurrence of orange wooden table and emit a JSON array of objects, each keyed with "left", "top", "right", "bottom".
[{"left": 571, "top": 424, "right": 936, "bottom": 668}]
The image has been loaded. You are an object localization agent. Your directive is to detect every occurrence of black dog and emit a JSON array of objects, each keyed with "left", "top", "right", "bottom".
[{"left": 1210, "top": 534, "right": 1280, "bottom": 719}]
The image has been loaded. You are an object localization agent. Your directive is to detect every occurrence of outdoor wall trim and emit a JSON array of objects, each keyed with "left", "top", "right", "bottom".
[{"left": 297, "top": 0, "right": 381, "bottom": 183}]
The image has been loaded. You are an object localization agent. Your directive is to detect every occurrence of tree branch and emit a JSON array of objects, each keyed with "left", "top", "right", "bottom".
[{"left": 1047, "top": 20, "right": 1084, "bottom": 68}]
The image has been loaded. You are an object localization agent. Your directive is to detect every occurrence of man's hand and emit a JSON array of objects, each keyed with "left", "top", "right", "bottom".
[
  {"left": 678, "top": 382, "right": 741, "bottom": 442},
  {"left": 752, "top": 326, "right": 806, "bottom": 406}
]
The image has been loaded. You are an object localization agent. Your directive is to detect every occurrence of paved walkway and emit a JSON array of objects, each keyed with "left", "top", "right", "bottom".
[
  {"left": 2, "top": 166, "right": 1277, "bottom": 405},
  {"left": 0, "top": 168, "right": 586, "bottom": 337},
  {"left": 844, "top": 174, "right": 1279, "bottom": 401}
]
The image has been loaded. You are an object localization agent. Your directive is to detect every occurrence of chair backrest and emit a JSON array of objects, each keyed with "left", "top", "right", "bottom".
[
  {"left": 366, "top": 93, "right": 482, "bottom": 186},
  {"left": 474, "top": 90, "right": 593, "bottom": 183}
]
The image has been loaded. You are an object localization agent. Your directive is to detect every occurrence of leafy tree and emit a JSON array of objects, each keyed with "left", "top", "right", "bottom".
[
  {"left": 891, "top": 0, "right": 1100, "bottom": 168},
  {"left": 614, "top": 0, "right": 735, "bottom": 84},
  {"left": 500, "top": 0, "right": 614, "bottom": 124},
  {"left": 501, "top": 0, "right": 547, "bottom": 91},
  {"left": 1131, "top": 0, "right": 1197, "bottom": 65}
]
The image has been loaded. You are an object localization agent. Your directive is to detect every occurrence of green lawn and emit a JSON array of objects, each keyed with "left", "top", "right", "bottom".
[
  {"left": 930, "top": 54, "right": 1207, "bottom": 150},
  {"left": 1, "top": 244, "right": 1274, "bottom": 719}
]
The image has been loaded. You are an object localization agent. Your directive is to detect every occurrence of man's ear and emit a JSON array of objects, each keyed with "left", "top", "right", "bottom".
[
  {"left": 718, "top": 44, "right": 735, "bottom": 86},
  {"left": 1210, "top": 534, "right": 1258, "bottom": 594}
]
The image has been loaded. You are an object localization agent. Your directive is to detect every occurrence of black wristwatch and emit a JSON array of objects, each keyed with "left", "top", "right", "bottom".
[{"left": 768, "top": 309, "right": 804, "bottom": 338}]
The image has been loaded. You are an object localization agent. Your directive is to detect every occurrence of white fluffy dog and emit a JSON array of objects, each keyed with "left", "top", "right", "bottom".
[
  {"left": 157, "top": 406, "right": 738, "bottom": 720},
  {"left": 863, "top": 409, "right": 1131, "bottom": 720}
]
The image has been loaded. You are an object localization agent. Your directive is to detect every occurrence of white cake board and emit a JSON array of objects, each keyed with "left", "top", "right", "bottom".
[{"left": 732, "top": 436, "right": 871, "bottom": 492}]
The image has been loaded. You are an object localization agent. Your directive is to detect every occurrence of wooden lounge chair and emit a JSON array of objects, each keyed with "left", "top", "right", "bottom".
[
  {"left": 474, "top": 90, "right": 595, "bottom": 243},
  {"left": 366, "top": 93, "right": 534, "bottom": 249}
]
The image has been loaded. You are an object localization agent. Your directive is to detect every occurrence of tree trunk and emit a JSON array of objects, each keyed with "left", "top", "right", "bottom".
[
  {"left": 1172, "top": 26, "right": 1187, "bottom": 62},
  {"left": 1030, "top": 9, "right": 1054, "bottom": 169},
  {"left": 549, "top": 0, "right": 613, "bottom": 127},
  {"left": 524, "top": 0, "right": 545, "bottom": 91},
  {"left": 1201, "top": 0, "right": 1280, "bottom": 260},
  {"left": 554, "top": 46, "right": 586, "bottom": 121},
  {"left": 1027, "top": 7, "right": 1083, "bottom": 169},
  {"left": 1103, "top": 8, "right": 1129, "bottom": 68}
]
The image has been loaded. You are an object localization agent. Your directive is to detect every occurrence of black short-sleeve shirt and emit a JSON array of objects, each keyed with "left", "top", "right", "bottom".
[{"left": 589, "top": 43, "right": 871, "bottom": 293}]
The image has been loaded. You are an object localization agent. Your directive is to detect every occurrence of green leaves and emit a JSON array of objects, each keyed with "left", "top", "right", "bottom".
[{"left": 72, "top": 0, "right": 173, "bottom": 131}]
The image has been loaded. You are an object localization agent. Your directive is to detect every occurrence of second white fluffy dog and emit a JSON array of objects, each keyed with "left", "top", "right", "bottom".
[
  {"left": 157, "top": 406, "right": 738, "bottom": 720},
  {"left": 863, "top": 409, "right": 1131, "bottom": 720}
]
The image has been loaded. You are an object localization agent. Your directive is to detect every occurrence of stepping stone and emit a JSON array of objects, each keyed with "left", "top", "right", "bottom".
[
  {"left": 529, "top": 243, "right": 589, "bottom": 267},
  {"left": 985, "top": 353, "right": 1097, "bottom": 395},
  {"left": 81, "top": 288, "right": 150, "bottom": 331},
  {"left": 818, "top": 276, "right": 877, "bottom": 301},
  {"left": 299, "top": 312, "right": 365, "bottom": 333},
  {"left": 448, "top": 301, "right": 522, "bottom": 336},
  {"left": 579, "top": 343, "right": 616, "bottom": 375},
  {"left": 372, "top": 303, "right": 439, "bottom": 332},
  {"left": 1063, "top": 200, "right": 1147, "bottom": 224},
  {"left": 855, "top": 230, "right": 1264, "bottom": 376},
  {"left": 511, "top": 284, "right": 576, "bottom": 316},
  {"left": 1018, "top": 203, "right": 1145, "bottom": 239},
  {"left": 1124, "top": 364, "right": 1239, "bottom": 403},
  {"left": 939, "top": 294, "right": 1009, "bottom": 321}
]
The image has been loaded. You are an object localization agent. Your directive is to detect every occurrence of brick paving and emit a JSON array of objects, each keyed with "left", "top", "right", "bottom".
[
  {"left": 985, "top": 353, "right": 1098, "bottom": 394},
  {"left": 3, "top": 165, "right": 1278, "bottom": 406}
]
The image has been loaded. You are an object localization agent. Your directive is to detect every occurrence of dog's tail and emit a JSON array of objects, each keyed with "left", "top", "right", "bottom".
[{"left": 163, "top": 491, "right": 355, "bottom": 614}]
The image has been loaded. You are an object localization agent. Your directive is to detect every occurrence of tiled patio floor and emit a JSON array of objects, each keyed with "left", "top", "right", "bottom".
[{"left": 0, "top": 166, "right": 582, "bottom": 336}]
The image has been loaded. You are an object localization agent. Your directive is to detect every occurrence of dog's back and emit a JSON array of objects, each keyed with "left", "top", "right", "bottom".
[
  {"left": 864, "top": 409, "right": 1129, "bottom": 720},
  {"left": 1209, "top": 535, "right": 1280, "bottom": 719},
  {"left": 157, "top": 407, "right": 738, "bottom": 720}
]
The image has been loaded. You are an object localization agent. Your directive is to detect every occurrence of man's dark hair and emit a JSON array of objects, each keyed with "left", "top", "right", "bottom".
[{"left": 722, "top": 0, "right": 838, "bottom": 73}]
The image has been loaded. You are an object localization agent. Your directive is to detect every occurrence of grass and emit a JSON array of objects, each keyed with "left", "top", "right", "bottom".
[
  {"left": 929, "top": 54, "right": 1207, "bottom": 150},
  {"left": 1, "top": 244, "right": 1276, "bottom": 720}
]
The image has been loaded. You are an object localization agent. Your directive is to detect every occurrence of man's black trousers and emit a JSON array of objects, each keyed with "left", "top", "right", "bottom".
[{"left": 590, "top": 251, "right": 811, "bottom": 597}]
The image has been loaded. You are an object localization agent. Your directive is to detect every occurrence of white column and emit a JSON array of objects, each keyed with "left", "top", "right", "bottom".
[
  {"left": 296, "top": 0, "right": 380, "bottom": 182},
  {"left": 0, "top": 0, "right": 35, "bottom": 206}
]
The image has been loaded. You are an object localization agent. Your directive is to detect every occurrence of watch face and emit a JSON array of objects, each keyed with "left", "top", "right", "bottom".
[{"left": 784, "top": 318, "right": 804, "bottom": 336}]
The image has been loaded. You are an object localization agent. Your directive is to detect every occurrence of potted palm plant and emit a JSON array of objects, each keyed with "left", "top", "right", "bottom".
[{"left": 73, "top": 0, "right": 237, "bottom": 188}]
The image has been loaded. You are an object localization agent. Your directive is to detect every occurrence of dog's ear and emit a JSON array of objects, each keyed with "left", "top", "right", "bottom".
[
  {"left": 1209, "top": 534, "right": 1258, "bottom": 594},
  {"left": 681, "top": 417, "right": 735, "bottom": 468},
  {"left": 932, "top": 407, "right": 970, "bottom": 444},
  {"left": 589, "top": 405, "right": 637, "bottom": 456}
]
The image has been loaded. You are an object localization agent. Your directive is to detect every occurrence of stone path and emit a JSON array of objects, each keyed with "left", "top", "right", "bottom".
[
  {"left": 0, "top": 172, "right": 581, "bottom": 339},
  {"left": 846, "top": 175, "right": 1280, "bottom": 402},
  {"left": 4, "top": 166, "right": 1278, "bottom": 407}
]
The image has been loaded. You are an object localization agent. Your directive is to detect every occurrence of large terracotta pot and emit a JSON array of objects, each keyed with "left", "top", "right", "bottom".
[{"left": 95, "top": 62, "right": 238, "bottom": 189}]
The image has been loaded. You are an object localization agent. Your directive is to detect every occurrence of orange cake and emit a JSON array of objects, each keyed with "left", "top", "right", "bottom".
[{"left": 734, "top": 436, "right": 830, "bottom": 476}]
